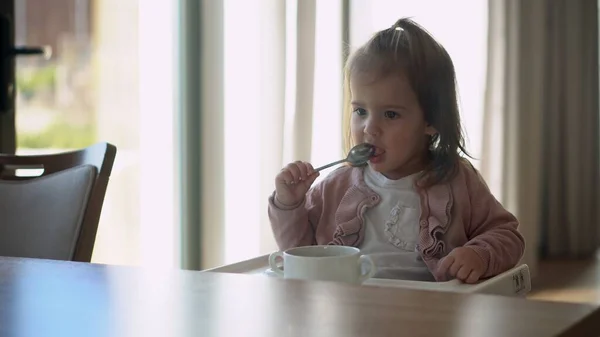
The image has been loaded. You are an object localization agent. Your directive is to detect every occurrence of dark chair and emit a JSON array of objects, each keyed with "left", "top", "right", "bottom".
[{"left": 0, "top": 142, "right": 117, "bottom": 262}]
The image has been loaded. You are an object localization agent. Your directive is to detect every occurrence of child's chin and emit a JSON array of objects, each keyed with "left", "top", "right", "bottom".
[{"left": 368, "top": 162, "right": 386, "bottom": 171}]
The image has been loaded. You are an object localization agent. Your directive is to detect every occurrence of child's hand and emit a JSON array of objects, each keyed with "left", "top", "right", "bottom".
[
  {"left": 274, "top": 161, "right": 319, "bottom": 207},
  {"left": 437, "top": 247, "right": 486, "bottom": 284}
]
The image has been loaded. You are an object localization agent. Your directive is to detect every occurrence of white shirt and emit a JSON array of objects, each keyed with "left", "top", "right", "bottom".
[{"left": 359, "top": 165, "right": 435, "bottom": 281}]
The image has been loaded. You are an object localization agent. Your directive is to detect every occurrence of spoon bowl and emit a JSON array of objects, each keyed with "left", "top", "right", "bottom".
[
  {"left": 313, "top": 143, "right": 375, "bottom": 172},
  {"left": 346, "top": 143, "right": 376, "bottom": 166}
]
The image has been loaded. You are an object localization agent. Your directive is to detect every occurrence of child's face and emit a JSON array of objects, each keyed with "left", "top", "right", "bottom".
[{"left": 350, "top": 72, "right": 436, "bottom": 180}]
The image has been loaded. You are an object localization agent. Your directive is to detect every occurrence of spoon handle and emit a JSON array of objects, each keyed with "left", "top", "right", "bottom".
[{"left": 314, "top": 159, "right": 348, "bottom": 172}]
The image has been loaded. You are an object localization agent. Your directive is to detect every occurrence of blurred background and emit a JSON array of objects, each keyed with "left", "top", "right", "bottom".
[{"left": 4, "top": 0, "right": 599, "bottom": 304}]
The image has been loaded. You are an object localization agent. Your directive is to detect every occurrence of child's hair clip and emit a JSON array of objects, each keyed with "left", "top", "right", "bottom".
[{"left": 394, "top": 26, "right": 404, "bottom": 32}]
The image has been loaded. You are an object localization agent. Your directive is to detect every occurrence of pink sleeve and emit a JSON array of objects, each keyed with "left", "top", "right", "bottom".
[
  {"left": 463, "top": 165, "right": 525, "bottom": 279},
  {"left": 267, "top": 184, "right": 323, "bottom": 250}
]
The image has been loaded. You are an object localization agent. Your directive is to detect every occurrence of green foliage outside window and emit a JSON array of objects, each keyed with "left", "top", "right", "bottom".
[
  {"left": 15, "top": 66, "right": 96, "bottom": 149},
  {"left": 17, "top": 118, "right": 96, "bottom": 149}
]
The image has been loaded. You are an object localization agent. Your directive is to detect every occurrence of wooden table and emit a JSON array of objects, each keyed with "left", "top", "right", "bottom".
[{"left": 0, "top": 256, "right": 597, "bottom": 337}]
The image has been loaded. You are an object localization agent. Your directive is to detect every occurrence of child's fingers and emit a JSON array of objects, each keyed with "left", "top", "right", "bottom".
[
  {"left": 437, "top": 255, "right": 455, "bottom": 277},
  {"left": 306, "top": 170, "right": 320, "bottom": 185},
  {"left": 448, "top": 259, "right": 462, "bottom": 277},
  {"left": 276, "top": 167, "right": 295, "bottom": 184},
  {"left": 304, "top": 162, "right": 316, "bottom": 176},
  {"left": 295, "top": 161, "right": 309, "bottom": 180},
  {"left": 275, "top": 169, "right": 289, "bottom": 183},
  {"left": 455, "top": 265, "right": 472, "bottom": 281},
  {"left": 285, "top": 162, "right": 302, "bottom": 183},
  {"left": 277, "top": 161, "right": 317, "bottom": 185},
  {"left": 465, "top": 270, "right": 481, "bottom": 284}
]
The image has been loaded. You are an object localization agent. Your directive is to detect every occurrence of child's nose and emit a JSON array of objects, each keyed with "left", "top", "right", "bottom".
[{"left": 364, "top": 119, "right": 381, "bottom": 137}]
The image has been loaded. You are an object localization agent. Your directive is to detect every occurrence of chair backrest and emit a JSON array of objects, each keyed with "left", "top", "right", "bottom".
[{"left": 0, "top": 142, "right": 117, "bottom": 262}]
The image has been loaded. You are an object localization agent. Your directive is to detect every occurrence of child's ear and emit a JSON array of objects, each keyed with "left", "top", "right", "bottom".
[{"left": 425, "top": 124, "right": 437, "bottom": 136}]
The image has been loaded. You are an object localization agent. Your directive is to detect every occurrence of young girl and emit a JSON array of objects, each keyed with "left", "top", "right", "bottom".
[{"left": 268, "top": 18, "right": 524, "bottom": 283}]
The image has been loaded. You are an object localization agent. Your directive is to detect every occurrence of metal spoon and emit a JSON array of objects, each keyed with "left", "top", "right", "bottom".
[{"left": 313, "top": 143, "right": 376, "bottom": 172}]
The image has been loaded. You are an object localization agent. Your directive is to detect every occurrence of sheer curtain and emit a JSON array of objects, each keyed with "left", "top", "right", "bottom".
[
  {"left": 483, "top": 0, "right": 600, "bottom": 277},
  {"left": 220, "top": 0, "right": 343, "bottom": 266},
  {"left": 223, "top": 0, "right": 286, "bottom": 264}
]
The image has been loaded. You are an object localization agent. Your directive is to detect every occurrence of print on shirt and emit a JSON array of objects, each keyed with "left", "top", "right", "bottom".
[{"left": 384, "top": 202, "right": 420, "bottom": 251}]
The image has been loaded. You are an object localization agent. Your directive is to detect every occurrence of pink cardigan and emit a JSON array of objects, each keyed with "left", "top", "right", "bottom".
[{"left": 267, "top": 160, "right": 525, "bottom": 281}]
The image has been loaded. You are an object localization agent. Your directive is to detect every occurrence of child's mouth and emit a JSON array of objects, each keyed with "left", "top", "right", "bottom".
[
  {"left": 369, "top": 146, "right": 385, "bottom": 162},
  {"left": 370, "top": 146, "right": 384, "bottom": 156}
]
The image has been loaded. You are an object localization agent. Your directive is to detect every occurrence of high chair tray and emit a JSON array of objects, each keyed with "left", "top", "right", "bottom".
[{"left": 205, "top": 253, "right": 531, "bottom": 297}]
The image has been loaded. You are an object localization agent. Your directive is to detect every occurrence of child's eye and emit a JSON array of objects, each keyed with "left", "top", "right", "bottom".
[
  {"left": 353, "top": 108, "right": 367, "bottom": 116},
  {"left": 384, "top": 111, "right": 399, "bottom": 119}
]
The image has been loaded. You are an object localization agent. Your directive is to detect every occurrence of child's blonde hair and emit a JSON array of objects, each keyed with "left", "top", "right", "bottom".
[{"left": 343, "top": 18, "right": 469, "bottom": 187}]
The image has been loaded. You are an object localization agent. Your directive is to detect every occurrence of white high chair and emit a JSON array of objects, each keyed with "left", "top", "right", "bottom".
[{"left": 205, "top": 253, "right": 531, "bottom": 297}]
